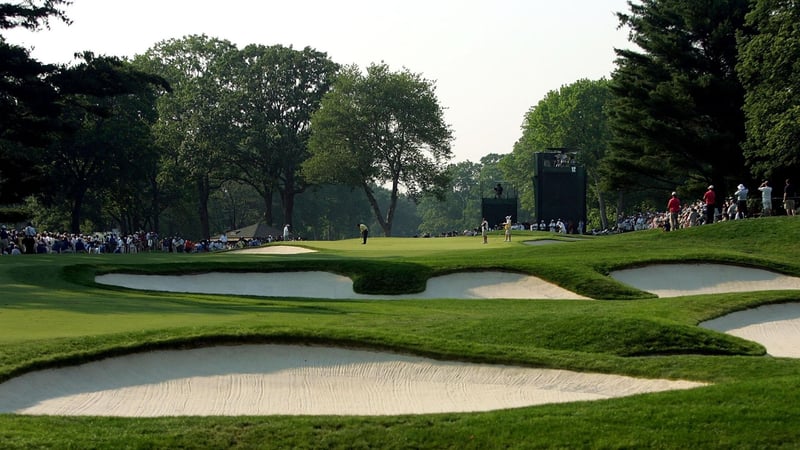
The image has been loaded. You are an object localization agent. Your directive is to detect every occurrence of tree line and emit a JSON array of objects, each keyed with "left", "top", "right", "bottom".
[
  {"left": 505, "top": 0, "right": 798, "bottom": 228},
  {"left": 1, "top": 0, "right": 797, "bottom": 240}
]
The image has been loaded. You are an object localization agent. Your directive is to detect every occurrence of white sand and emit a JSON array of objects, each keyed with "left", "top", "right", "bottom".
[
  {"left": 611, "top": 264, "right": 800, "bottom": 358},
  {"left": 231, "top": 245, "right": 316, "bottom": 255},
  {"left": 0, "top": 345, "right": 706, "bottom": 417},
  {"left": 700, "top": 303, "right": 800, "bottom": 358},
  {"left": 10, "top": 263, "right": 797, "bottom": 417},
  {"left": 609, "top": 263, "right": 800, "bottom": 298},
  {"left": 95, "top": 271, "right": 590, "bottom": 300}
]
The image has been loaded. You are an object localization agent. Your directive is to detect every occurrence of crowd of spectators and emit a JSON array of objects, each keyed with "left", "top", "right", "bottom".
[
  {"left": 3, "top": 185, "right": 793, "bottom": 255},
  {"left": 615, "top": 195, "right": 779, "bottom": 233},
  {"left": 0, "top": 225, "right": 278, "bottom": 256}
]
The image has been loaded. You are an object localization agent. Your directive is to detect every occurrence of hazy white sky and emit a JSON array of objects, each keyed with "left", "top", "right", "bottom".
[{"left": 5, "top": 0, "right": 633, "bottom": 163}]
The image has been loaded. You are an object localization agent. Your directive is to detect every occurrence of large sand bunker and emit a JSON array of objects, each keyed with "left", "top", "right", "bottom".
[
  {"left": 700, "top": 303, "right": 800, "bottom": 358},
  {"left": 0, "top": 345, "right": 705, "bottom": 417},
  {"left": 232, "top": 245, "right": 316, "bottom": 255},
  {"left": 609, "top": 263, "right": 800, "bottom": 298},
  {"left": 611, "top": 263, "right": 800, "bottom": 358},
  {"left": 95, "top": 271, "right": 590, "bottom": 300},
  {"left": 22, "top": 263, "right": 794, "bottom": 417}
]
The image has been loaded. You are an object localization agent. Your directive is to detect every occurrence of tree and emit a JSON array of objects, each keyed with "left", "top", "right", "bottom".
[
  {"left": 416, "top": 160, "right": 481, "bottom": 235},
  {"left": 0, "top": 1, "right": 70, "bottom": 31},
  {"left": 303, "top": 63, "right": 453, "bottom": 237},
  {"left": 606, "top": 0, "right": 750, "bottom": 199},
  {"left": 737, "top": 0, "right": 800, "bottom": 180},
  {"left": 136, "top": 35, "right": 239, "bottom": 240},
  {"left": 96, "top": 74, "right": 166, "bottom": 235},
  {"left": 42, "top": 53, "right": 168, "bottom": 233},
  {"left": 501, "top": 79, "right": 614, "bottom": 229},
  {"left": 227, "top": 44, "right": 338, "bottom": 227},
  {"left": 0, "top": 0, "right": 71, "bottom": 203}
]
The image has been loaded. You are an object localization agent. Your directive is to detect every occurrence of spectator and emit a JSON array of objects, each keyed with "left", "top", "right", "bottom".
[
  {"left": 0, "top": 225, "right": 9, "bottom": 255},
  {"left": 493, "top": 183, "right": 504, "bottom": 199},
  {"left": 784, "top": 179, "right": 796, "bottom": 216},
  {"left": 703, "top": 185, "right": 716, "bottom": 224},
  {"left": 22, "top": 222, "right": 36, "bottom": 254},
  {"left": 734, "top": 184, "right": 749, "bottom": 218},
  {"left": 667, "top": 191, "right": 681, "bottom": 231},
  {"left": 758, "top": 180, "right": 773, "bottom": 216}
]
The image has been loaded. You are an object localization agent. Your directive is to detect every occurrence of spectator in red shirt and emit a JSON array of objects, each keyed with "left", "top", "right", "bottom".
[
  {"left": 703, "top": 185, "right": 716, "bottom": 224},
  {"left": 667, "top": 192, "right": 681, "bottom": 231}
]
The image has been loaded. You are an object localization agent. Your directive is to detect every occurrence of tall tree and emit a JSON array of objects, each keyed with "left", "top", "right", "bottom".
[
  {"left": 293, "top": 184, "right": 375, "bottom": 240},
  {"left": 417, "top": 160, "right": 481, "bottom": 235},
  {"left": 501, "top": 79, "right": 614, "bottom": 228},
  {"left": 606, "top": 0, "right": 750, "bottom": 198},
  {"left": 0, "top": 0, "right": 70, "bottom": 203},
  {"left": 97, "top": 74, "right": 166, "bottom": 235},
  {"left": 227, "top": 44, "right": 338, "bottom": 226},
  {"left": 303, "top": 63, "right": 453, "bottom": 237},
  {"left": 43, "top": 53, "right": 168, "bottom": 233},
  {"left": 737, "top": 0, "right": 800, "bottom": 180},
  {"left": 136, "top": 35, "right": 239, "bottom": 240}
]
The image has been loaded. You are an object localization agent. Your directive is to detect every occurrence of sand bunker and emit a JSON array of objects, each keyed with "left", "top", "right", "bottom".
[
  {"left": 611, "top": 264, "right": 800, "bottom": 358},
  {"left": 0, "top": 345, "right": 705, "bottom": 417},
  {"left": 28, "top": 263, "right": 795, "bottom": 417},
  {"left": 231, "top": 245, "right": 316, "bottom": 255},
  {"left": 700, "top": 303, "right": 800, "bottom": 358},
  {"left": 95, "top": 271, "right": 589, "bottom": 300},
  {"left": 609, "top": 263, "right": 800, "bottom": 298}
]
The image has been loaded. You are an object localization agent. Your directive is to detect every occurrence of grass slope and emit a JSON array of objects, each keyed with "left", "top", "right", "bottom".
[{"left": 1, "top": 218, "right": 799, "bottom": 448}]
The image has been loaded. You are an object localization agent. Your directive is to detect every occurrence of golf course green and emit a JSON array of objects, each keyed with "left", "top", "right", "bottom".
[{"left": 1, "top": 217, "right": 799, "bottom": 448}]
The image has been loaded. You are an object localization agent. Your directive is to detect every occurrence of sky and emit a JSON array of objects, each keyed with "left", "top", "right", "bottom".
[{"left": 5, "top": 0, "right": 634, "bottom": 163}]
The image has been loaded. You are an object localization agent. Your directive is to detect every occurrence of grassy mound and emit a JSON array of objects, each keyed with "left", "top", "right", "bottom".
[{"left": 1, "top": 217, "right": 799, "bottom": 448}]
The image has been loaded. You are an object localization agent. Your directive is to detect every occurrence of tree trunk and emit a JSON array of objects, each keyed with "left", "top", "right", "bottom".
[
  {"left": 281, "top": 189, "right": 295, "bottom": 231},
  {"left": 197, "top": 175, "right": 211, "bottom": 240},
  {"left": 279, "top": 168, "right": 307, "bottom": 231},
  {"left": 597, "top": 194, "right": 608, "bottom": 231},
  {"left": 383, "top": 178, "right": 400, "bottom": 237},
  {"left": 148, "top": 173, "right": 161, "bottom": 234},
  {"left": 70, "top": 190, "right": 85, "bottom": 234},
  {"left": 361, "top": 182, "right": 391, "bottom": 237},
  {"left": 261, "top": 184, "right": 274, "bottom": 226},
  {"left": 616, "top": 190, "right": 625, "bottom": 229},
  {"left": 591, "top": 174, "right": 608, "bottom": 230}
]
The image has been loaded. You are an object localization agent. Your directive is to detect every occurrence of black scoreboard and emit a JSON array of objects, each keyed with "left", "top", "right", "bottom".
[{"left": 533, "top": 152, "right": 586, "bottom": 230}]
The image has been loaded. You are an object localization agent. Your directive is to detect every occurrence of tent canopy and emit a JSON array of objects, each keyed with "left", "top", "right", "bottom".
[{"left": 221, "top": 222, "right": 281, "bottom": 241}]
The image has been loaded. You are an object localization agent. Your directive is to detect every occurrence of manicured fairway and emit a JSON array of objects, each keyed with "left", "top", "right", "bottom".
[{"left": 1, "top": 218, "right": 799, "bottom": 448}]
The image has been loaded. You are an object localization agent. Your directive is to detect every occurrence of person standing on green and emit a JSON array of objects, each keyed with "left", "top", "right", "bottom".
[{"left": 358, "top": 223, "right": 369, "bottom": 244}]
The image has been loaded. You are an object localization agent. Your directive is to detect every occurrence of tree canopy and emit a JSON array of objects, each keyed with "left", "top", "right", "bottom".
[
  {"left": 43, "top": 53, "right": 168, "bottom": 233},
  {"left": 0, "top": 0, "right": 70, "bottom": 31},
  {"left": 737, "top": 0, "right": 800, "bottom": 180},
  {"left": 606, "top": 0, "right": 751, "bottom": 198},
  {"left": 0, "top": 0, "right": 71, "bottom": 203},
  {"left": 227, "top": 44, "right": 338, "bottom": 227},
  {"left": 136, "top": 34, "right": 240, "bottom": 240},
  {"left": 501, "top": 79, "right": 614, "bottom": 228},
  {"left": 303, "top": 63, "right": 453, "bottom": 237}
]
